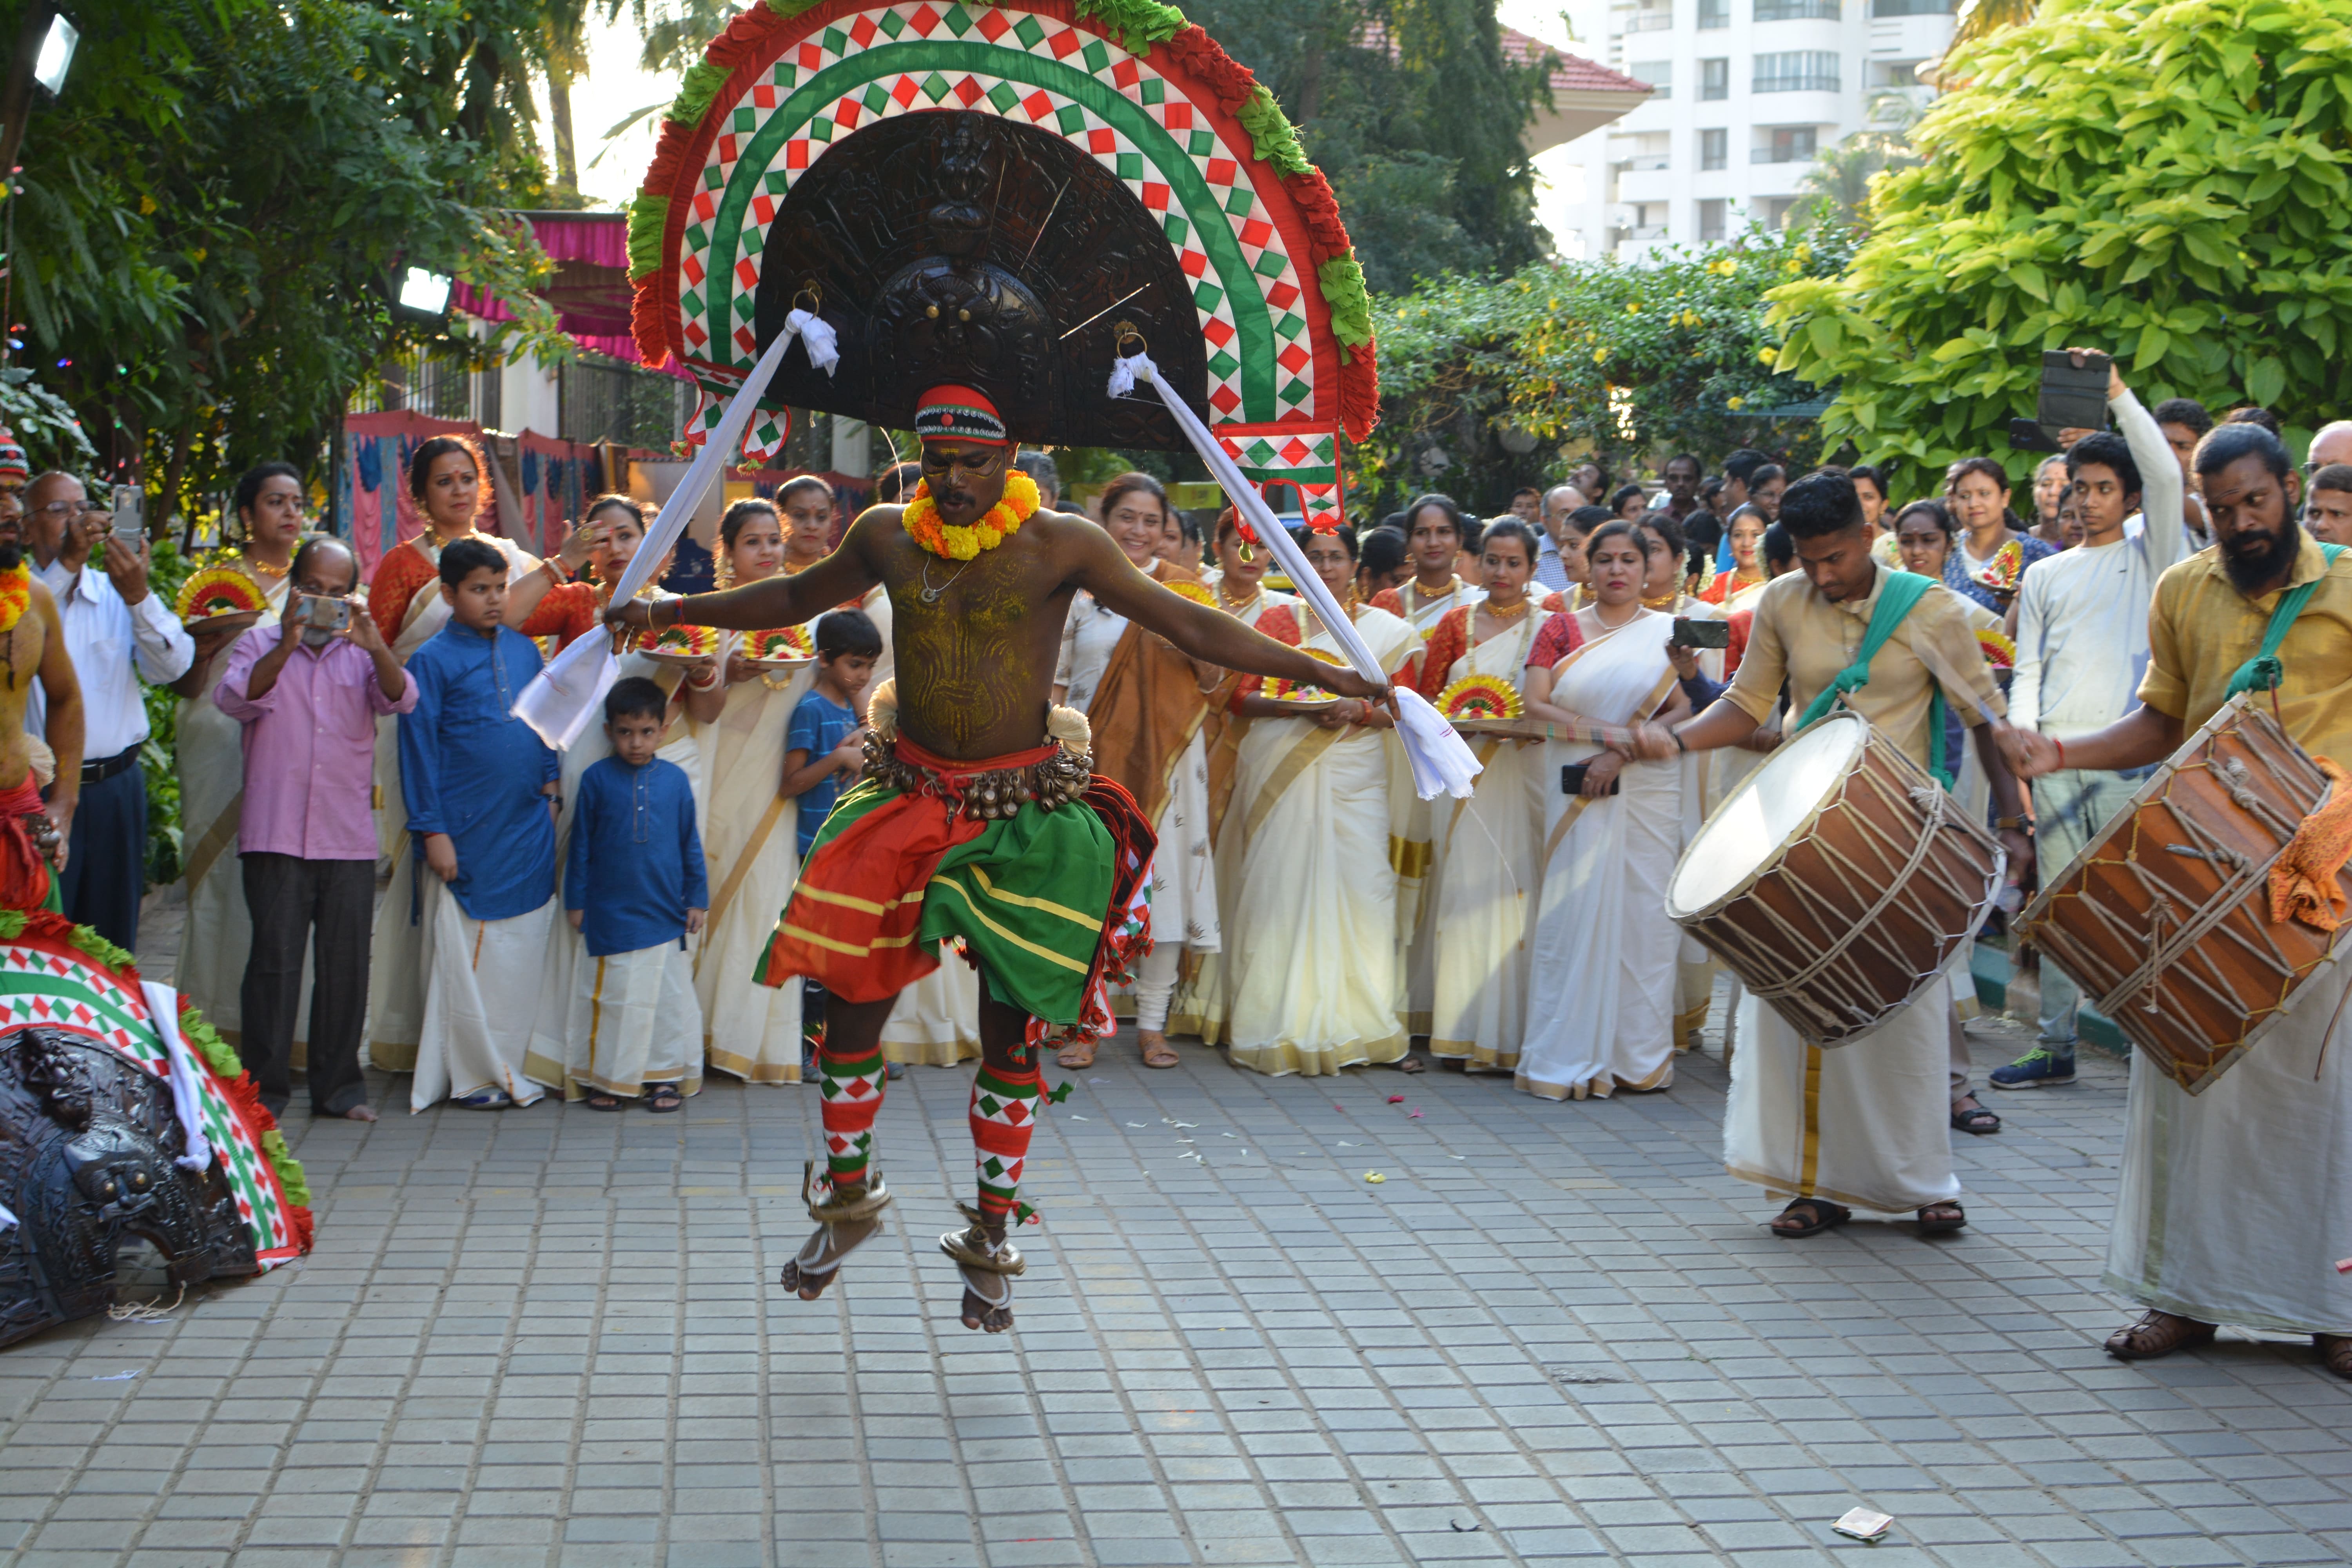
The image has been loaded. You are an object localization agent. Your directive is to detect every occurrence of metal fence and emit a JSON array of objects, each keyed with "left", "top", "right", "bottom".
[{"left": 559, "top": 355, "right": 689, "bottom": 450}]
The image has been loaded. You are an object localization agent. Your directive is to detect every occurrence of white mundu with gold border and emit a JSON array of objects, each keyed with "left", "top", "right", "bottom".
[{"left": 1696, "top": 719, "right": 1960, "bottom": 1212}]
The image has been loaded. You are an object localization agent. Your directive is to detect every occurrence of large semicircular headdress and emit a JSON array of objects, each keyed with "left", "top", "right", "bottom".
[{"left": 628, "top": 0, "right": 1376, "bottom": 530}]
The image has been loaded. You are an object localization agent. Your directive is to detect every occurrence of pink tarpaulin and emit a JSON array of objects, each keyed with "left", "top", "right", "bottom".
[
  {"left": 338, "top": 410, "right": 481, "bottom": 581},
  {"left": 452, "top": 211, "right": 692, "bottom": 376}
]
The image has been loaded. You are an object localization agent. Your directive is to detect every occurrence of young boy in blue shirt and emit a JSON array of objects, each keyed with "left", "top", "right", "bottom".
[
  {"left": 401, "top": 539, "right": 561, "bottom": 1112},
  {"left": 781, "top": 609, "right": 881, "bottom": 1074},
  {"left": 561, "top": 677, "right": 709, "bottom": 1111}
]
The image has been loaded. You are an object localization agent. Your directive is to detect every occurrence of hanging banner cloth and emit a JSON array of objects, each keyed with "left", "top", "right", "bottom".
[
  {"left": 1112, "top": 352, "right": 1477, "bottom": 801},
  {"left": 511, "top": 309, "right": 837, "bottom": 750}
]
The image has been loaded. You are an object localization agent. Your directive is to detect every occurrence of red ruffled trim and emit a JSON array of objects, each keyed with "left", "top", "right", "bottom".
[{"left": 629, "top": 2, "right": 1378, "bottom": 441}]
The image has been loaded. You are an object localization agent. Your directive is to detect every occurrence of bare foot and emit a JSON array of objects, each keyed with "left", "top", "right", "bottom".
[
  {"left": 779, "top": 1216, "right": 876, "bottom": 1301},
  {"left": 341, "top": 1104, "right": 378, "bottom": 1123}
]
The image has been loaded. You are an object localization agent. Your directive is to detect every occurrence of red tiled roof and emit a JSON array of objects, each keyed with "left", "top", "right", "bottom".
[{"left": 1498, "top": 25, "right": 1653, "bottom": 96}]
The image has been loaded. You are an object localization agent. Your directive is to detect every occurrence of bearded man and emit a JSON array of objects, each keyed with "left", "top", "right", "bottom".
[
  {"left": 2001, "top": 423, "right": 2352, "bottom": 1376},
  {"left": 608, "top": 385, "right": 1384, "bottom": 1332}
]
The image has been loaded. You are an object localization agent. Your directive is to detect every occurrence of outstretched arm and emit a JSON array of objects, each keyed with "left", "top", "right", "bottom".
[
  {"left": 1999, "top": 702, "right": 2181, "bottom": 780},
  {"left": 1073, "top": 527, "right": 1387, "bottom": 701},
  {"left": 605, "top": 512, "right": 886, "bottom": 634}
]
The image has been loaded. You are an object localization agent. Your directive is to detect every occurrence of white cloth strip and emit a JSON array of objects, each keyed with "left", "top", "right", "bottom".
[
  {"left": 1108, "top": 352, "right": 1480, "bottom": 800},
  {"left": 514, "top": 310, "right": 835, "bottom": 749},
  {"left": 142, "top": 980, "right": 217, "bottom": 1174}
]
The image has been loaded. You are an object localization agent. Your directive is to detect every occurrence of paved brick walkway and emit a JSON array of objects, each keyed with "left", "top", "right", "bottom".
[{"left": 4, "top": 1002, "right": 2350, "bottom": 1567}]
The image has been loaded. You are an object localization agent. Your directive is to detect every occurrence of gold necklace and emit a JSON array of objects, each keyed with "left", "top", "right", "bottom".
[
  {"left": 246, "top": 553, "right": 290, "bottom": 580},
  {"left": 1483, "top": 597, "right": 1530, "bottom": 624},
  {"left": 1217, "top": 581, "right": 1263, "bottom": 615},
  {"left": 1641, "top": 590, "right": 1678, "bottom": 612}
]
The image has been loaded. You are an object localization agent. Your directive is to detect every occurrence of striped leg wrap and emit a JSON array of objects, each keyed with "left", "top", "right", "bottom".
[
  {"left": 818, "top": 1040, "right": 887, "bottom": 1185},
  {"left": 969, "top": 1063, "right": 1042, "bottom": 1223}
]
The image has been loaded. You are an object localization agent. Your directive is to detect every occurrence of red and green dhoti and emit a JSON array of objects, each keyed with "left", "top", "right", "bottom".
[{"left": 757, "top": 734, "right": 1153, "bottom": 1220}]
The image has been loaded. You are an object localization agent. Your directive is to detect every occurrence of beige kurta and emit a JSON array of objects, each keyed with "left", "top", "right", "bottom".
[{"left": 174, "top": 565, "right": 299, "bottom": 1053}]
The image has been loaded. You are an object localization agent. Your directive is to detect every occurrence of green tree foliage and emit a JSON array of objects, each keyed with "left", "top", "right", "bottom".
[
  {"left": 1181, "top": 0, "right": 1552, "bottom": 293},
  {"left": 1767, "top": 0, "right": 2352, "bottom": 495},
  {"left": 7, "top": 0, "right": 572, "bottom": 526},
  {"left": 1359, "top": 224, "right": 1855, "bottom": 510}
]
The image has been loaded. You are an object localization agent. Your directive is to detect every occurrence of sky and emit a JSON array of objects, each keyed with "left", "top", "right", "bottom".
[{"left": 560, "top": 2, "right": 1595, "bottom": 251}]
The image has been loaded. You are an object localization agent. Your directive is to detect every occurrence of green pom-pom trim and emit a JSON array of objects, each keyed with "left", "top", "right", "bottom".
[
  {"left": 1074, "top": 0, "right": 1187, "bottom": 54},
  {"left": 260, "top": 1129, "right": 311, "bottom": 1207},
  {"left": 67, "top": 923, "right": 133, "bottom": 972},
  {"left": 626, "top": 192, "right": 670, "bottom": 281},
  {"left": 1318, "top": 255, "right": 1373, "bottom": 353},
  {"left": 765, "top": 0, "right": 834, "bottom": 17},
  {"left": 0, "top": 908, "right": 26, "bottom": 941},
  {"left": 1237, "top": 85, "right": 1311, "bottom": 177},
  {"left": 668, "top": 59, "right": 733, "bottom": 132},
  {"left": 177, "top": 1007, "right": 245, "bottom": 1080}
]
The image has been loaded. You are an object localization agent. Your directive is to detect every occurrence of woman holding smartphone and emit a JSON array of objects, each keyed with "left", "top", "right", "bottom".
[{"left": 170, "top": 463, "right": 312, "bottom": 1061}]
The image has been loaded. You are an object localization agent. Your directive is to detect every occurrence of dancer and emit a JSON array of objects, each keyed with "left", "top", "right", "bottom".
[{"left": 605, "top": 385, "right": 1384, "bottom": 1331}]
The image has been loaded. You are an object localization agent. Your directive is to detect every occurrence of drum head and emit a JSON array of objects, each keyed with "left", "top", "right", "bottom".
[{"left": 1668, "top": 711, "right": 1867, "bottom": 916}]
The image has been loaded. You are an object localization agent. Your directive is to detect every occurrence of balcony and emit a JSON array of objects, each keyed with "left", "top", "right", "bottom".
[
  {"left": 1755, "top": 0, "right": 1840, "bottom": 18},
  {"left": 1613, "top": 152, "right": 1672, "bottom": 171},
  {"left": 1625, "top": 8, "right": 1675, "bottom": 29}
]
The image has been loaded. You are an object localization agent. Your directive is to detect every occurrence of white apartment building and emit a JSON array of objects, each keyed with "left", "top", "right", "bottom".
[{"left": 1554, "top": 0, "right": 1954, "bottom": 260}]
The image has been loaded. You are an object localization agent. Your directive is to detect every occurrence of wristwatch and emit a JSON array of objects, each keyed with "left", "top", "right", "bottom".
[{"left": 1995, "top": 814, "right": 2033, "bottom": 834}]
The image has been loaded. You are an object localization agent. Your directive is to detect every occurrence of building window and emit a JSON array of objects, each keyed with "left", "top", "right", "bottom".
[
  {"left": 1699, "top": 0, "right": 1731, "bottom": 25},
  {"left": 1628, "top": 0, "right": 1674, "bottom": 29},
  {"left": 1698, "top": 199, "right": 1727, "bottom": 242},
  {"left": 1870, "top": 0, "right": 1953, "bottom": 13},
  {"left": 1700, "top": 128, "right": 1728, "bottom": 169},
  {"left": 1700, "top": 58, "right": 1730, "bottom": 99},
  {"left": 1755, "top": 0, "right": 1839, "bottom": 17},
  {"left": 1753, "top": 125, "right": 1819, "bottom": 162},
  {"left": 1630, "top": 60, "right": 1672, "bottom": 98},
  {"left": 1753, "top": 50, "right": 1839, "bottom": 92}
]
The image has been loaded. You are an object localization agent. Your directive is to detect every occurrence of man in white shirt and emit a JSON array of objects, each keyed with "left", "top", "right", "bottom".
[
  {"left": 1993, "top": 360, "right": 2186, "bottom": 1089},
  {"left": 1533, "top": 483, "right": 1585, "bottom": 593},
  {"left": 21, "top": 473, "right": 194, "bottom": 951}
]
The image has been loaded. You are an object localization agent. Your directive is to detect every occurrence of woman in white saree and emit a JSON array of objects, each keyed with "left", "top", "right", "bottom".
[
  {"left": 1178, "top": 525, "right": 1425, "bottom": 1076},
  {"left": 170, "top": 464, "right": 304, "bottom": 1061},
  {"left": 1516, "top": 521, "right": 1694, "bottom": 1101},
  {"left": 1417, "top": 520, "right": 1552, "bottom": 1073}
]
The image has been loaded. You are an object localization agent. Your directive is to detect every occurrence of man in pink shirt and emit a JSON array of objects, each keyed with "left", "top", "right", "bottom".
[{"left": 215, "top": 537, "right": 416, "bottom": 1120}]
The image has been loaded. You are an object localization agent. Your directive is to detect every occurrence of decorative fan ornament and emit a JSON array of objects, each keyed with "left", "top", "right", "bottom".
[
  {"left": 1439, "top": 674, "right": 1523, "bottom": 721},
  {"left": 1972, "top": 539, "right": 2026, "bottom": 596},
  {"left": 640, "top": 623, "right": 722, "bottom": 662},
  {"left": 1976, "top": 627, "right": 2016, "bottom": 670},
  {"left": 748, "top": 625, "right": 815, "bottom": 662},
  {"left": 1163, "top": 579, "right": 1216, "bottom": 606},
  {"left": 175, "top": 566, "right": 268, "bottom": 624},
  {"left": 628, "top": 0, "right": 1375, "bottom": 531},
  {"left": 1266, "top": 644, "right": 1345, "bottom": 702}
]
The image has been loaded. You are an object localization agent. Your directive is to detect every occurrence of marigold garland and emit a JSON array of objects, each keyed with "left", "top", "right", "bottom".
[
  {"left": 902, "top": 470, "right": 1040, "bottom": 561},
  {"left": 0, "top": 561, "right": 28, "bottom": 636}
]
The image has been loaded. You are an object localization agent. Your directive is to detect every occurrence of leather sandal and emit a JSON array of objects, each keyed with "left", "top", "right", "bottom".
[
  {"left": 939, "top": 1201, "right": 1026, "bottom": 1276},
  {"left": 1055, "top": 1038, "right": 1097, "bottom": 1069},
  {"left": 1916, "top": 1200, "right": 1967, "bottom": 1234},
  {"left": 1769, "top": 1198, "right": 1850, "bottom": 1238},
  {"left": 2105, "top": 1310, "right": 2217, "bottom": 1361},
  {"left": 1139, "top": 1033, "right": 1179, "bottom": 1069},
  {"left": 2315, "top": 1336, "right": 2352, "bottom": 1379}
]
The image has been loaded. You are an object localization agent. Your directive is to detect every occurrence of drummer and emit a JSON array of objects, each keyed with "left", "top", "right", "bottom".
[
  {"left": 1999, "top": 422, "right": 2352, "bottom": 1376},
  {"left": 1636, "top": 470, "right": 2034, "bottom": 1240}
]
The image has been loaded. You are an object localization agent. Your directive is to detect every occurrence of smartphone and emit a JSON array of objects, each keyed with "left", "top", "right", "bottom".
[
  {"left": 296, "top": 594, "right": 352, "bottom": 632},
  {"left": 1670, "top": 616, "right": 1731, "bottom": 650},
  {"left": 109, "top": 485, "right": 145, "bottom": 544},
  {"left": 2033, "top": 349, "right": 2111, "bottom": 443},
  {"left": 1560, "top": 763, "right": 1622, "bottom": 797}
]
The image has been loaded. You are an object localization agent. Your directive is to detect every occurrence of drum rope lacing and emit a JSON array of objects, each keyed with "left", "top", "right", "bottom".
[
  {"left": 1743, "top": 775, "right": 1976, "bottom": 1025},
  {"left": 2088, "top": 750, "right": 2327, "bottom": 1026}
]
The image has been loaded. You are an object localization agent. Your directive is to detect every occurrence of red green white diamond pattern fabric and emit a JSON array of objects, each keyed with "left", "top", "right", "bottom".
[{"left": 633, "top": 0, "right": 1376, "bottom": 445}]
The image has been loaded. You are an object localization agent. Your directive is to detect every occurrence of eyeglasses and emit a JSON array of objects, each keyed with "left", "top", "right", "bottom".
[{"left": 29, "top": 501, "right": 91, "bottom": 520}]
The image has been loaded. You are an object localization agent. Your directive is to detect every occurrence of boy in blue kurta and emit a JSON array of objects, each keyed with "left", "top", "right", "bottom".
[
  {"left": 558, "top": 677, "right": 709, "bottom": 1110},
  {"left": 399, "top": 538, "right": 563, "bottom": 1111}
]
